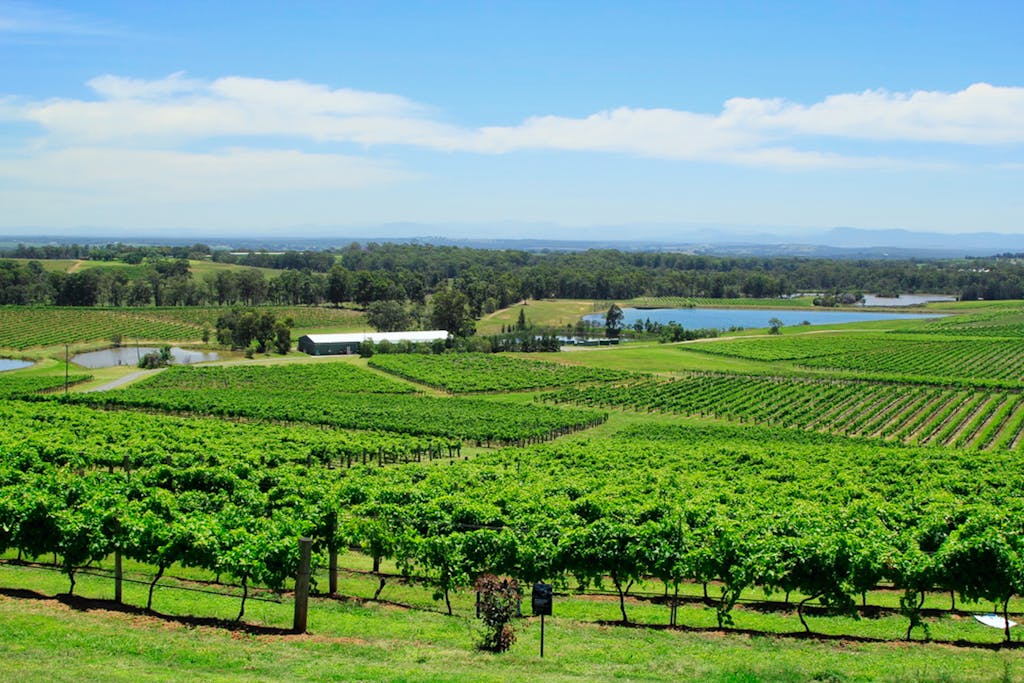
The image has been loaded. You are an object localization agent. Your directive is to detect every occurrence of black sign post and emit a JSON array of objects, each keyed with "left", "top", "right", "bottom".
[
  {"left": 532, "top": 582, "right": 553, "bottom": 658},
  {"left": 540, "top": 612, "right": 545, "bottom": 658}
]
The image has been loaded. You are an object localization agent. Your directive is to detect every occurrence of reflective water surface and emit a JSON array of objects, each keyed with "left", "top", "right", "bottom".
[
  {"left": 72, "top": 347, "right": 219, "bottom": 369},
  {"left": 583, "top": 307, "right": 944, "bottom": 330}
]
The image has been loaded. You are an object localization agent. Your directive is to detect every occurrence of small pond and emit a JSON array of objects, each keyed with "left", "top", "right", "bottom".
[
  {"left": 0, "top": 359, "right": 33, "bottom": 372},
  {"left": 72, "top": 347, "right": 219, "bottom": 369},
  {"left": 583, "top": 307, "right": 944, "bottom": 331}
]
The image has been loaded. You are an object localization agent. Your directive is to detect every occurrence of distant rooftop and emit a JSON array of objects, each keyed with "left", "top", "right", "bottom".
[{"left": 301, "top": 330, "right": 449, "bottom": 344}]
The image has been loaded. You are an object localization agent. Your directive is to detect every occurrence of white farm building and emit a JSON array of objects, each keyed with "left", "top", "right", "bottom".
[{"left": 297, "top": 330, "right": 449, "bottom": 356}]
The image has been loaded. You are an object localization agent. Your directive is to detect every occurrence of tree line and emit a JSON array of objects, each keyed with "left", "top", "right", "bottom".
[{"left": 4, "top": 243, "right": 1024, "bottom": 314}]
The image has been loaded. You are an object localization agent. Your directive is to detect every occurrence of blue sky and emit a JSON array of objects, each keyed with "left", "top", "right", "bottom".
[{"left": 0, "top": 1, "right": 1022, "bottom": 239}]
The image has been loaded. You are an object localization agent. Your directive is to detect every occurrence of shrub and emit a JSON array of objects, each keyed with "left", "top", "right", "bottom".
[{"left": 474, "top": 574, "right": 521, "bottom": 653}]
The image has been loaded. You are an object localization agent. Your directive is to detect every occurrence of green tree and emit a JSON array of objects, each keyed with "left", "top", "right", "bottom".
[
  {"left": 273, "top": 318, "right": 294, "bottom": 354},
  {"left": 138, "top": 345, "right": 173, "bottom": 369},
  {"left": 768, "top": 317, "right": 784, "bottom": 335},
  {"left": 216, "top": 308, "right": 279, "bottom": 351},
  {"left": 605, "top": 304, "right": 624, "bottom": 339},
  {"left": 516, "top": 308, "right": 527, "bottom": 331},
  {"left": 366, "top": 300, "right": 413, "bottom": 332},
  {"left": 430, "top": 287, "right": 474, "bottom": 337},
  {"left": 326, "top": 265, "right": 350, "bottom": 307}
]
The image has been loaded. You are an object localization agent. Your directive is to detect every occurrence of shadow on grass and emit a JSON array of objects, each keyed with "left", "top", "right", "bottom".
[
  {"left": 3, "top": 578, "right": 1018, "bottom": 649},
  {"left": 634, "top": 591, "right": 1006, "bottom": 622},
  {"left": 0, "top": 586, "right": 295, "bottom": 636},
  {"left": 316, "top": 590, "right": 449, "bottom": 617},
  {"left": 595, "top": 618, "right": 1023, "bottom": 651}
]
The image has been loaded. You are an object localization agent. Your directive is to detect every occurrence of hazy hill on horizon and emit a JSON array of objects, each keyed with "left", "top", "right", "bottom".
[{"left": 1, "top": 225, "right": 1022, "bottom": 259}]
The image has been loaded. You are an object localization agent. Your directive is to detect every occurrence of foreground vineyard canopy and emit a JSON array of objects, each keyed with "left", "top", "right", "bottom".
[{"left": 2, "top": 297, "right": 1024, "bottom": 679}]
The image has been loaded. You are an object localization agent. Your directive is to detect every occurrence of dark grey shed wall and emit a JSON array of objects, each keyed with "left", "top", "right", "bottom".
[{"left": 297, "top": 336, "right": 359, "bottom": 356}]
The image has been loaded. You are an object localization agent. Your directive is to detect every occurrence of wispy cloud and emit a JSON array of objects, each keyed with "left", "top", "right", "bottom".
[
  {"left": 465, "top": 109, "right": 909, "bottom": 169},
  {"left": 0, "top": 1, "right": 120, "bottom": 37},
  {"left": 5, "top": 73, "right": 1020, "bottom": 171},
  {"left": 18, "top": 74, "right": 460, "bottom": 148}
]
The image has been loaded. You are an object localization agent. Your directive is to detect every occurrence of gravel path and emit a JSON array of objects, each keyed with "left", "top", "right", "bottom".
[{"left": 86, "top": 369, "right": 162, "bottom": 392}]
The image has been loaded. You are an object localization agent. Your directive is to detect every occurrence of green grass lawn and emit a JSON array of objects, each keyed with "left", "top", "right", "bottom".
[
  {"left": 186, "top": 259, "right": 282, "bottom": 279},
  {"left": 0, "top": 258, "right": 285, "bottom": 280},
  {"left": 477, "top": 300, "right": 605, "bottom": 335},
  {"left": 549, "top": 342, "right": 786, "bottom": 375},
  {"left": 1, "top": 258, "right": 141, "bottom": 275},
  {"left": 2, "top": 557, "right": 1023, "bottom": 683},
  {"left": 623, "top": 296, "right": 819, "bottom": 309}
]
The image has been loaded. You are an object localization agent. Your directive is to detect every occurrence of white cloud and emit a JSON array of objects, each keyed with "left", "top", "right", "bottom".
[
  {"left": 721, "top": 83, "right": 1024, "bottom": 144},
  {"left": 2, "top": 74, "right": 1022, "bottom": 176},
  {"left": 207, "top": 76, "right": 423, "bottom": 117},
  {"left": 88, "top": 72, "right": 204, "bottom": 100},
  {"left": 467, "top": 108, "right": 900, "bottom": 168},
  {"left": 471, "top": 108, "right": 755, "bottom": 157},
  {"left": 17, "top": 74, "right": 462, "bottom": 148}
]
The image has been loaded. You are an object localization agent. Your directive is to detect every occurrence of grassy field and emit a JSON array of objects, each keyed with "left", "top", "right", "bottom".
[
  {"left": 1, "top": 258, "right": 141, "bottom": 275},
  {"left": 477, "top": 299, "right": 604, "bottom": 335},
  {"left": 624, "top": 296, "right": 818, "bottom": 309},
  {"left": 2, "top": 554, "right": 1023, "bottom": 683},
  {"left": 186, "top": 259, "right": 281, "bottom": 279},
  {"left": 553, "top": 342, "right": 781, "bottom": 375},
  {"left": 0, "top": 305, "right": 368, "bottom": 356},
  {"left": 2, "top": 257, "right": 281, "bottom": 280}
]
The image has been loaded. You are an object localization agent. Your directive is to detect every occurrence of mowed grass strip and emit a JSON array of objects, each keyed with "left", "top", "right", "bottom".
[
  {"left": 1, "top": 560, "right": 1022, "bottom": 683},
  {"left": 477, "top": 299, "right": 602, "bottom": 335}
]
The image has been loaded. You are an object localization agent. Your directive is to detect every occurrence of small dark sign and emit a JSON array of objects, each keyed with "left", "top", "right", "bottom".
[{"left": 532, "top": 582, "right": 553, "bottom": 616}]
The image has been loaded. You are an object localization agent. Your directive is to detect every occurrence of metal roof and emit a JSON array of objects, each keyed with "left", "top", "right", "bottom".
[{"left": 300, "top": 330, "right": 450, "bottom": 344}]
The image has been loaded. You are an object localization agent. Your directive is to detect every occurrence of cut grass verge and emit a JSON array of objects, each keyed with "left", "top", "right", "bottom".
[{"left": 2, "top": 559, "right": 1024, "bottom": 682}]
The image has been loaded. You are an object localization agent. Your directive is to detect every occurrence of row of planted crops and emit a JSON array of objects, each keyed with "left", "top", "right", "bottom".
[
  {"left": 4, "top": 399, "right": 1024, "bottom": 641},
  {"left": 0, "top": 305, "right": 369, "bottom": 350},
  {"left": 15, "top": 363, "right": 607, "bottom": 446},
  {"left": 690, "top": 333, "right": 1024, "bottom": 384},
  {"left": 0, "top": 307, "right": 202, "bottom": 349},
  {"left": 4, "top": 338, "right": 1024, "bottom": 645},
  {"left": 544, "top": 373, "right": 1024, "bottom": 450}
]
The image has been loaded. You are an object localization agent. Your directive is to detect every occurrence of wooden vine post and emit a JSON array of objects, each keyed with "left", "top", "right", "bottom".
[
  {"left": 114, "top": 550, "right": 123, "bottom": 604},
  {"left": 293, "top": 537, "right": 312, "bottom": 633},
  {"left": 328, "top": 512, "right": 338, "bottom": 595}
]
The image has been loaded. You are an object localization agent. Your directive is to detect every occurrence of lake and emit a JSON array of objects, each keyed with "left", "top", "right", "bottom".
[
  {"left": 0, "top": 359, "right": 32, "bottom": 372},
  {"left": 72, "top": 347, "right": 219, "bottom": 369},
  {"left": 583, "top": 307, "right": 943, "bottom": 330}
]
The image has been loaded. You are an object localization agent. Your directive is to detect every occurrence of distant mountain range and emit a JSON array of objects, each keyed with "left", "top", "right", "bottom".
[
  {"left": 1, "top": 225, "right": 1022, "bottom": 258},
  {"left": 809, "top": 227, "right": 1023, "bottom": 254}
]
